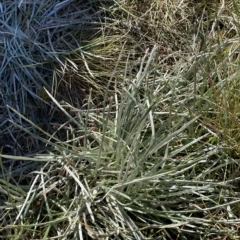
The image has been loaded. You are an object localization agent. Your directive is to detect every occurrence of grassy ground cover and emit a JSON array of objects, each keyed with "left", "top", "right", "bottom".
[{"left": 1, "top": 0, "right": 240, "bottom": 239}]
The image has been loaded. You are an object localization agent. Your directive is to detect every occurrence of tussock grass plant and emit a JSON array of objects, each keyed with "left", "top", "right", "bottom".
[
  {"left": 1, "top": 0, "right": 240, "bottom": 239},
  {"left": 1, "top": 47, "right": 240, "bottom": 239},
  {"left": 0, "top": 0, "right": 116, "bottom": 154}
]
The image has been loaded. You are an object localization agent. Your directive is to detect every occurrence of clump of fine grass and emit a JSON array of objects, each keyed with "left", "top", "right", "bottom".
[
  {"left": 1, "top": 47, "right": 240, "bottom": 239},
  {"left": 2, "top": 0, "right": 240, "bottom": 239},
  {"left": 0, "top": 0, "right": 115, "bottom": 154}
]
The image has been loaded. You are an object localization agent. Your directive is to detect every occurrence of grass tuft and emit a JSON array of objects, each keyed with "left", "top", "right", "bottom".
[{"left": 1, "top": 0, "right": 240, "bottom": 239}]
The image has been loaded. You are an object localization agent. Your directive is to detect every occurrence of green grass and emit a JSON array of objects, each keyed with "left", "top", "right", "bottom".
[{"left": 1, "top": 0, "right": 240, "bottom": 239}]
